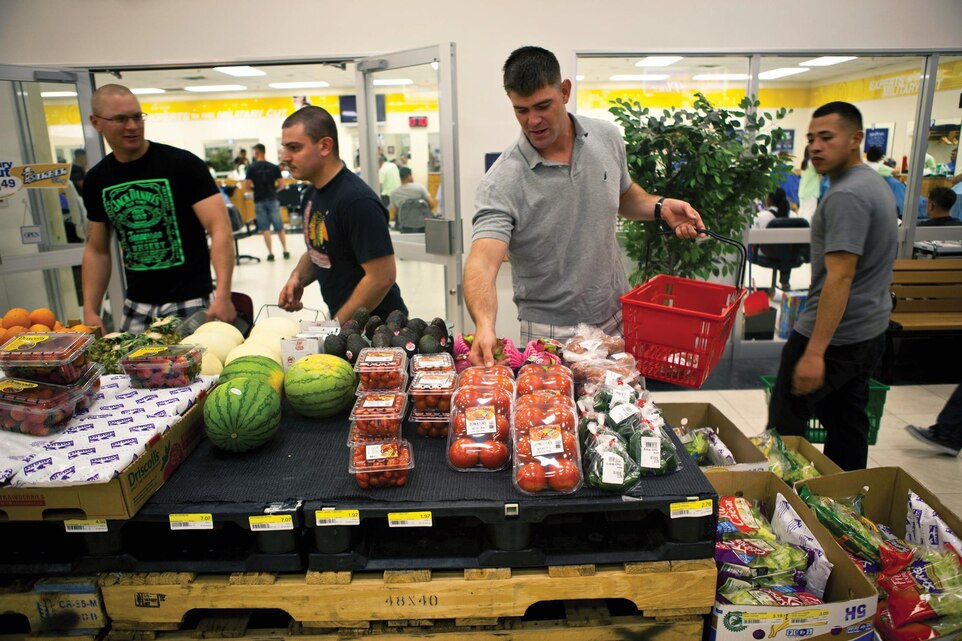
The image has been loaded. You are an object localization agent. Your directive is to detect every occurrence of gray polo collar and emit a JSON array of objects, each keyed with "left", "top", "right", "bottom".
[{"left": 516, "top": 113, "right": 589, "bottom": 169}]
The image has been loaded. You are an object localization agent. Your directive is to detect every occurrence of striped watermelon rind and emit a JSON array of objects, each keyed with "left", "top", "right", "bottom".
[
  {"left": 218, "top": 355, "right": 284, "bottom": 396},
  {"left": 284, "top": 354, "right": 355, "bottom": 418},
  {"left": 204, "top": 376, "right": 281, "bottom": 452}
]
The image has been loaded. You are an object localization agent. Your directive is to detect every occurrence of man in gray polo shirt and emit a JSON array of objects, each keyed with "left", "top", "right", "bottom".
[
  {"left": 464, "top": 46, "right": 704, "bottom": 367},
  {"left": 767, "top": 101, "right": 897, "bottom": 471}
]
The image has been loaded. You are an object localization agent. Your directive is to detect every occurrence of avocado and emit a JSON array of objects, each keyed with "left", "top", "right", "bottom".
[
  {"left": 352, "top": 307, "right": 371, "bottom": 329},
  {"left": 364, "top": 315, "right": 384, "bottom": 340},
  {"left": 427, "top": 319, "right": 449, "bottom": 347},
  {"left": 386, "top": 310, "right": 407, "bottom": 327},
  {"left": 391, "top": 333, "right": 417, "bottom": 358},
  {"left": 417, "top": 335, "right": 442, "bottom": 354},
  {"left": 405, "top": 317, "right": 428, "bottom": 336},
  {"left": 340, "top": 319, "right": 360, "bottom": 336},
  {"left": 371, "top": 332, "right": 393, "bottom": 348},
  {"left": 345, "top": 333, "right": 369, "bottom": 365},
  {"left": 323, "top": 334, "right": 348, "bottom": 360},
  {"left": 386, "top": 321, "right": 403, "bottom": 335},
  {"left": 398, "top": 327, "right": 420, "bottom": 344}
]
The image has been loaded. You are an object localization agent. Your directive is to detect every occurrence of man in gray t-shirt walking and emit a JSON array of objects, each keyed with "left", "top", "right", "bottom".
[
  {"left": 464, "top": 46, "right": 704, "bottom": 367},
  {"left": 768, "top": 101, "right": 897, "bottom": 471}
]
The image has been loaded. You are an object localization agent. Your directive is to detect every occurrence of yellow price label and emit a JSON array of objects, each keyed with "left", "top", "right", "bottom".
[
  {"left": 2, "top": 334, "right": 51, "bottom": 351},
  {"left": 169, "top": 513, "right": 213, "bottom": 530},
  {"left": 315, "top": 509, "right": 360, "bottom": 527},
  {"left": 64, "top": 519, "right": 108, "bottom": 533},
  {"left": 128, "top": 346, "right": 169, "bottom": 358},
  {"left": 388, "top": 511, "right": 432, "bottom": 528},
  {"left": 249, "top": 515, "right": 294, "bottom": 531},
  {"left": 669, "top": 499, "right": 713, "bottom": 519}
]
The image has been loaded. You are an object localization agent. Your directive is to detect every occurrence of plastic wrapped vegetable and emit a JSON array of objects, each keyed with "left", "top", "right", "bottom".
[
  {"left": 876, "top": 605, "right": 962, "bottom": 641},
  {"left": 605, "top": 402, "right": 643, "bottom": 439},
  {"left": 887, "top": 585, "right": 962, "bottom": 628},
  {"left": 628, "top": 422, "right": 679, "bottom": 477},
  {"left": 584, "top": 428, "right": 641, "bottom": 492},
  {"left": 716, "top": 578, "right": 824, "bottom": 606},
  {"left": 800, "top": 485, "right": 914, "bottom": 575},
  {"left": 673, "top": 419, "right": 709, "bottom": 463},
  {"left": 879, "top": 549, "right": 962, "bottom": 598},
  {"left": 781, "top": 447, "right": 820, "bottom": 484},
  {"left": 705, "top": 429, "right": 737, "bottom": 466},
  {"left": 751, "top": 430, "right": 793, "bottom": 480},
  {"left": 716, "top": 538, "right": 810, "bottom": 583},
  {"left": 717, "top": 496, "right": 777, "bottom": 541},
  {"left": 773, "top": 493, "right": 834, "bottom": 599},
  {"left": 905, "top": 491, "right": 962, "bottom": 558}
]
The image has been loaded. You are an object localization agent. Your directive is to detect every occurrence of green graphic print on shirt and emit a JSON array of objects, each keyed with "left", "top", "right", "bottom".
[{"left": 101, "top": 179, "right": 185, "bottom": 271}]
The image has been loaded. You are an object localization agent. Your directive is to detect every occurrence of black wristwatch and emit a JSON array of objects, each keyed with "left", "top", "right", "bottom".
[{"left": 653, "top": 196, "right": 666, "bottom": 222}]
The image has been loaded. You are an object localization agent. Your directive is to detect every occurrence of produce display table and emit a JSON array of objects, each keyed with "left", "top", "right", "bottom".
[{"left": 123, "top": 400, "right": 716, "bottom": 572}]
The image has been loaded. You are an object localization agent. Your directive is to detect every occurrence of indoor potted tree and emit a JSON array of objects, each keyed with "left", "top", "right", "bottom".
[{"left": 610, "top": 92, "right": 792, "bottom": 285}]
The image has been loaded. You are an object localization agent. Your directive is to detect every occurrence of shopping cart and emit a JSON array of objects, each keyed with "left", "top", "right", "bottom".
[{"left": 620, "top": 229, "right": 747, "bottom": 389}]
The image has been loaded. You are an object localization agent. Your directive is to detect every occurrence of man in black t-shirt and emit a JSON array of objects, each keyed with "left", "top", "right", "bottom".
[
  {"left": 276, "top": 106, "right": 406, "bottom": 323},
  {"left": 920, "top": 187, "right": 961, "bottom": 227},
  {"left": 245, "top": 144, "right": 289, "bottom": 261},
  {"left": 82, "top": 84, "right": 236, "bottom": 333}
]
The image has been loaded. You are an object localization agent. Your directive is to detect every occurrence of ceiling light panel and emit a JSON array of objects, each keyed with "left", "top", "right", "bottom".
[
  {"left": 758, "top": 68, "right": 811, "bottom": 80},
  {"left": 131, "top": 88, "right": 166, "bottom": 95},
  {"left": 40, "top": 91, "right": 77, "bottom": 97},
  {"left": 691, "top": 73, "right": 750, "bottom": 80},
  {"left": 799, "top": 56, "right": 858, "bottom": 67},
  {"left": 213, "top": 65, "right": 266, "bottom": 77},
  {"left": 635, "top": 56, "right": 683, "bottom": 67}
]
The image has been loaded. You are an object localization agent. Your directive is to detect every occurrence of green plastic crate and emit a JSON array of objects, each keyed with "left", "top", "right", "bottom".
[{"left": 760, "top": 375, "right": 889, "bottom": 445}]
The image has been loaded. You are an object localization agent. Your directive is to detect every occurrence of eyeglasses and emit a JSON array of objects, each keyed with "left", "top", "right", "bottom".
[{"left": 93, "top": 112, "right": 148, "bottom": 125}]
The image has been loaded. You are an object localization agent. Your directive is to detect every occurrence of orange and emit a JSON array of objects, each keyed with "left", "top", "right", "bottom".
[
  {"left": 0, "top": 328, "right": 9, "bottom": 345},
  {"left": 28, "top": 324, "right": 51, "bottom": 333},
  {"left": 4, "top": 325, "right": 28, "bottom": 337},
  {"left": 53, "top": 320, "right": 64, "bottom": 330},
  {"left": 29, "top": 308, "right": 56, "bottom": 329},
  {"left": 2, "top": 308, "right": 31, "bottom": 329},
  {"left": 69, "top": 324, "right": 93, "bottom": 334}
]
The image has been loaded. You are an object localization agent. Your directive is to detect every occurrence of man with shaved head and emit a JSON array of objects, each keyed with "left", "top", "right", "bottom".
[{"left": 82, "top": 84, "right": 236, "bottom": 332}]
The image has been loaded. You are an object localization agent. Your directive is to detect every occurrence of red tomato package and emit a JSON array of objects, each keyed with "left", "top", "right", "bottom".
[
  {"left": 349, "top": 392, "right": 407, "bottom": 441},
  {"left": 446, "top": 385, "right": 512, "bottom": 472},
  {"left": 456, "top": 365, "right": 516, "bottom": 395},
  {"left": 350, "top": 440, "right": 414, "bottom": 489},
  {"left": 515, "top": 363, "right": 574, "bottom": 397},
  {"left": 408, "top": 371, "right": 456, "bottom": 420},
  {"left": 511, "top": 397, "right": 582, "bottom": 495}
]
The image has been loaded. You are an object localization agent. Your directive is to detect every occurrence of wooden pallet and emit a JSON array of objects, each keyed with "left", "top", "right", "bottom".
[
  {"left": 0, "top": 576, "right": 105, "bottom": 634},
  {"left": 100, "top": 560, "right": 715, "bottom": 631},
  {"left": 103, "top": 598, "right": 704, "bottom": 640}
]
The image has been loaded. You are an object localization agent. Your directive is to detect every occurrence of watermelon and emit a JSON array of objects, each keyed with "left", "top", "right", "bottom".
[
  {"left": 285, "top": 354, "right": 355, "bottom": 418},
  {"left": 219, "top": 355, "right": 284, "bottom": 395},
  {"left": 204, "top": 376, "right": 281, "bottom": 452}
]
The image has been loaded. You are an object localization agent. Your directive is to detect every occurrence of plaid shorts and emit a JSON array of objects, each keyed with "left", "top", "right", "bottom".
[
  {"left": 121, "top": 295, "right": 211, "bottom": 334},
  {"left": 519, "top": 309, "right": 624, "bottom": 346}
]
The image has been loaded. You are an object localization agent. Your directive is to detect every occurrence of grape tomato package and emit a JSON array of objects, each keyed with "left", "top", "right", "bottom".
[
  {"left": 349, "top": 440, "right": 414, "bottom": 489},
  {"left": 349, "top": 392, "right": 407, "bottom": 439},
  {"left": 408, "top": 371, "right": 456, "bottom": 418},
  {"left": 409, "top": 352, "right": 455, "bottom": 375},
  {"left": 119, "top": 344, "right": 205, "bottom": 388},
  {"left": 354, "top": 347, "right": 408, "bottom": 392},
  {"left": 0, "top": 332, "right": 95, "bottom": 385}
]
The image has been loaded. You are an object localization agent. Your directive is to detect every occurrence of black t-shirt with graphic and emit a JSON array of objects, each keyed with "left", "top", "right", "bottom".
[
  {"left": 246, "top": 159, "right": 282, "bottom": 202},
  {"left": 83, "top": 142, "right": 218, "bottom": 304},
  {"left": 303, "top": 164, "right": 407, "bottom": 319}
]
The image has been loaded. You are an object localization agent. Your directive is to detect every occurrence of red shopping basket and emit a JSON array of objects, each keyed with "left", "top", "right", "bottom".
[{"left": 621, "top": 229, "right": 747, "bottom": 388}]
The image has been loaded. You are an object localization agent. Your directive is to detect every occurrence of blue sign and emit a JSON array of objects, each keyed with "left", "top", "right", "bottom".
[
  {"left": 864, "top": 128, "right": 889, "bottom": 154},
  {"left": 774, "top": 129, "right": 795, "bottom": 155}
]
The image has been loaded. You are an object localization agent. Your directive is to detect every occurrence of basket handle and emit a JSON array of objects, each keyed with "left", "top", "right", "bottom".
[{"left": 646, "top": 228, "right": 748, "bottom": 292}]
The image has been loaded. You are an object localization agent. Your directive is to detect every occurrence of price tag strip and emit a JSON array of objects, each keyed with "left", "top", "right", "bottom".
[
  {"left": 315, "top": 509, "right": 361, "bottom": 527},
  {"left": 249, "top": 514, "right": 294, "bottom": 531},
  {"left": 669, "top": 499, "right": 713, "bottom": 519},
  {"left": 388, "top": 511, "right": 432, "bottom": 528},
  {"left": 169, "top": 513, "right": 213, "bottom": 530},
  {"left": 64, "top": 519, "right": 108, "bottom": 533}
]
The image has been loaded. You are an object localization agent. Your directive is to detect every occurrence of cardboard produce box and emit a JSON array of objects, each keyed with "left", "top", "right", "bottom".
[
  {"left": 709, "top": 470, "right": 878, "bottom": 641},
  {"left": 659, "top": 402, "right": 768, "bottom": 472},
  {"left": 798, "top": 466, "right": 962, "bottom": 555},
  {"left": 0, "top": 400, "right": 205, "bottom": 521}
]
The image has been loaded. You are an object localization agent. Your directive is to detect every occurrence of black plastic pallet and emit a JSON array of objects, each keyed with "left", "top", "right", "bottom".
[{"left": 0, "top": 501, "right": 304, "bottom": 575}]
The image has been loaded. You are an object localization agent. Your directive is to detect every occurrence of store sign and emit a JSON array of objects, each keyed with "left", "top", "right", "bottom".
[
  {"left": 20, "top": 225, "right": 41, "bottom": 245},
  {"left": 0, "top": 161, "right": 71, "bottom": 198}
]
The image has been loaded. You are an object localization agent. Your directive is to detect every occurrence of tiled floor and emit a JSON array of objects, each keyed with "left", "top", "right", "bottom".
[{"left": 231, "top": 233, "right": 960, "bottom": 513}]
